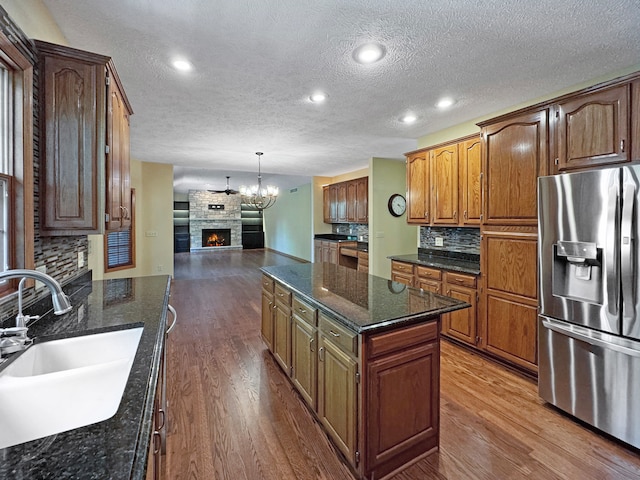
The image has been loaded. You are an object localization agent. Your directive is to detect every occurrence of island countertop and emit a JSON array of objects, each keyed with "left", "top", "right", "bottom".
[
  {"left": 260, "top": 262, "right": 469, "bottom": 333},
  {"left": 0, "top": 274, "right": 171, "bottom": 480}
]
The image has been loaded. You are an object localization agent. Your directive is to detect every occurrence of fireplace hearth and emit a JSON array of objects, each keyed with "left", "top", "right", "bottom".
[{"left": 202, "top": 228, "right": 231, "bottom": 247}]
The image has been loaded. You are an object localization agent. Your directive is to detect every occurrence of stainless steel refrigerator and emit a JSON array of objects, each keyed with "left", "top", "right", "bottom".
[{"left": 538, "top": 166, "right": 640, "bottom": 449}]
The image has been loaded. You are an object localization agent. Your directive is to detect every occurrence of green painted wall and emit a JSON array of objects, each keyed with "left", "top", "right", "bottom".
[
  {"left": 264, "top": 183, "right": 313, "bottom": 261},
  {"left": 369, "top": 157, "right": 417, "bottom": 278}
]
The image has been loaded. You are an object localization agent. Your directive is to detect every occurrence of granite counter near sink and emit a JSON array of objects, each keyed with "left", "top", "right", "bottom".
[
  {"left": 0, "top": 274, "right": 171, "bottom": 480},
  {"left": 389, "top": 248, "right": 480, "bottom": 275}
]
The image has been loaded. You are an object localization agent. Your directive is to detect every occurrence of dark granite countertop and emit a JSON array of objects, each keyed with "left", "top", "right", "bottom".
[
  {"left": 389, "top": 249, "right": 481, "bottom": 275},
  {"left": 314, "top": 234, "right": 358, "bottom": 242},
  {"left": 0, "top": 274, "right": 171, "bottom": 480},
  {"left": 261, "top": 263, "right": 468, "bottom": 334}
]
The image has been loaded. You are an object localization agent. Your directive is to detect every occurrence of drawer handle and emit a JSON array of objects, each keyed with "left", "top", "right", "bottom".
[
  {"left": 298, "top": 308, "right": 307, "bottom": 313},
  {"left": 278, "top": 293, "right": 285, "bottom": 297},
  {"left": 329, "top": 330, "right": 340, "bottom": 338}
]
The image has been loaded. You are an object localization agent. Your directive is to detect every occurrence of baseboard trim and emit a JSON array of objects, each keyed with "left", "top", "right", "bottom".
[{"left": 264, "top": 248, "right": 309, "bottom": 264}]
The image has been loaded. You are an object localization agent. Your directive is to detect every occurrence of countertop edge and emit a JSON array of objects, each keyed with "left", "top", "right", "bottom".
[
  {"left": 388, "top": 254, "right": 481, "bottom": 275},
  {"left": 260, "top": 267, "right": 469, "bottom": 335},
  {"left": 130, "top": 276, "right": 172, "bottom": 479}
]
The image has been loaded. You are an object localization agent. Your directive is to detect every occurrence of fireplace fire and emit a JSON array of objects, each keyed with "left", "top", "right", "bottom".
[{"left": 202, "top": 228, "right": 231, "bottom": 247}]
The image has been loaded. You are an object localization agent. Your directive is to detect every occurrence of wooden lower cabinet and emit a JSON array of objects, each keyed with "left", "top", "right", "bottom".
[
  {"left": 480, "top": 228, "right": 538, "bottom": 372},
  {"left": 357, "top": 251, "right": 369, "bottom": 273},
  {"left": 291, "top": 296, "right": 318, "bottom": 409},
  {"left": 272, "top": 283, "right": 292, "bottom": 374},
  {"left": 315, "top": 239, "right": 345, "bottom": 264},
  {"left": 318, "top": 331, "right": 358, "bottom": 463},
  {"left": 391, "top": 260, "right": 415, "bottom": 286},
  {"left": 261, "top": 278, "right": 275, "bottom": 350},
  {"left": 365, "top": 324, "right": 439, "bottom": 477},
  {"left": 261, "top": 280, "right": 443, "bottom": 479},
  {"left": 442, "top": 272, "right": 478, "bottom": 346}
]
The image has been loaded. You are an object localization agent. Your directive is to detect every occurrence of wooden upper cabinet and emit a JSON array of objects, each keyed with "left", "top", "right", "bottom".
[
  {"left": 346, "top": 180, "right": 358, "bottom": 222},
  {"left": 36, "top": 40, "right": 133, "bottom": 235},
  {"left": 554, "top": 84, "right": 630, "bottom": 171},
  {"left": 355, "top": 177, "right": 368, "bottom": 223},
  {"left": 106, "top": 71, "right": 133, "bottom": 231},
  {"left": 37, "top": 41, "right": 107, "bottom": 235},
  {"left": 481, "top": 109, "right": 548, "bottom": 226},
  {"left": 459, "top": 137, "right": 482, "bottom": 225},
  {"left": 431, "top": 143, "right": 459, "bottom": 225},
  {"left": 322, "top": 177, "right": 368, "bottom": 224},
  {"left": 406, "top": 151, "right": 430, "bottom": 224}
]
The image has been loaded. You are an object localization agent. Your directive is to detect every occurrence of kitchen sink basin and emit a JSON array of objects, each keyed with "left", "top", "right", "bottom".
[{"left": 0, "top": 326, "right": 143, "bottom": 449}]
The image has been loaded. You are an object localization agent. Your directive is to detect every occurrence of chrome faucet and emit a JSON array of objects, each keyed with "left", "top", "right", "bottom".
[{"left": 0, "top": 269, "right": 73, "bottom": 356}]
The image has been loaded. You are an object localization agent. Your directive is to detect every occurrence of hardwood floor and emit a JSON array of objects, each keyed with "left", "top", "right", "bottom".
[{"left": 166, "top": 250, "right": 640, "bottom": 479}]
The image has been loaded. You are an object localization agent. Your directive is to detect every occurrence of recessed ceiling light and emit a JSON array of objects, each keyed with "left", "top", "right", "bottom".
[
  {"left": 399, "top": 114, "right": 417, "bottom": 124},
  {"left": 172, "top": 59, "right": 193, "bottom": 72},
  {"left": 352, "top": 43, "right": 386, "bottom": 64},
  {"left": 309, "top": 92, "right": 327, "bottom": 103},
  {"left": 436, "top": 98, "right": 455, "bottom": 109}
]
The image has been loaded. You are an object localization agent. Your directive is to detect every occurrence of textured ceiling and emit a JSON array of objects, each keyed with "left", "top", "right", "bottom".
[{"left": 40, "top": 0, "right": 640, "bottom": 192}]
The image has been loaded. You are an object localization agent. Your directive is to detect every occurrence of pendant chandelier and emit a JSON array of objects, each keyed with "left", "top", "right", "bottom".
[{"left": 239, "top": 152, "right": 279, "bottom": 210}]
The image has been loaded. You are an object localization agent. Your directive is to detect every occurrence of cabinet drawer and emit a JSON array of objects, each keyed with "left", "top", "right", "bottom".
[
  {"left": 445, "top": 272, "right": 476, "bottom": 288},
  {"left": 292, "top": 295, "right": 317, "bottom": 326},
  {"left": 391, "top": 261, "right": 414, "bottom": 274},
  {"left": 416, "top": 266, "right": 442, "bottom": 280},
  {"left": 274, "top": 282, "right": 292, "bottom": 305},
  {"left": 319, "top": 313, "right": 358, "bottom": 356},
  {"left": 366, "top": 321, "right": 438, "bottom": 359},
  {"left": 262, "top": 274, "right": 274, "bottom": 293}
]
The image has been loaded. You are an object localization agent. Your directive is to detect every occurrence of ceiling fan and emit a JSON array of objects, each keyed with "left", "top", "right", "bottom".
[{"left": 208, "top": 176, "right": 239, "bottom": 195}]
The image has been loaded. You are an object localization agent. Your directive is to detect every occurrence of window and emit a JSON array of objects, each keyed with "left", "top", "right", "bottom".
[
  {"left": 0, "top": 31, "right": 34, "bottom": 295},
  {"left": 105, "top": 189, "right": 135, "bottom": 272}
]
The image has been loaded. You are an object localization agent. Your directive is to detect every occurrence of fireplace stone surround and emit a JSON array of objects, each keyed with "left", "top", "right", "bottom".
[{"left": 189, "top": 190, "right": 242, "bottom": 252}]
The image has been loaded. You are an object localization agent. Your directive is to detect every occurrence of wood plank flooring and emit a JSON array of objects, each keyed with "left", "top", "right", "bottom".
[{"left": 166, "top": 250, "right": 640, "bottom": 479}]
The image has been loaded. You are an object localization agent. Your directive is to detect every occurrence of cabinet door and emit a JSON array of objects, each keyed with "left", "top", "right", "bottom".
[
  {"left": 329, "top": 185, "right": 338, "bottom": 222},
  {"left": 482, "top": 109, "right": 548, "bottom": 226},
  {"left": 273, "top": 301, "right": 292, "bottom": 374},
  {"left": 292, "top": 315, "right": 317, "bottom": 409},
  {"left": 416, "top": 279, "right": 441, "bottom": 294},
  {"left": 346, "top": 181, "right": 358, "bottom": 222},
  {"left": 337, "top": 183, "right": 348, "bottom": 222},
  {"left": 39, "top": 51, "right": 105, "bottom": 234},
  {"left": 323, "top": 186, "right": 331, "bottom": 223},
  {"left": 318, "top": 336, "right": 358, "bottom": 464},
  {"left": 406, "top": 151, "right": 430, "bottom": 224},
  {"left": 328, "top": 243, "right": 339, "bottom": 264},
  {"left": 442, "top": 284, "right": 477, "bottom": 345},
  {"left": 459, "top": 137, "right": 482, "bottom": 225},
  {"left": 322, "top": 242, "right": 330, "bottom": 263},
  {"left": 480, "top": 230, "right": 538, "bottom": 372},
  {"left": 356, "top": 177, "right": 368, "bottom": 223},
  {"left": 106, "top": 81, "right": 132, "bottom": 230},
  {"left": 366, "top": 341, "right": 439, "bottom": 474},
  {"left": 431, "top": 144, "right": 459, "bottom": 225},
  {"left": 261, "top": 290, "right": 274, "bottom": 350},
  {"left": 555, "top": 84, "right": 630, "bottom": 171},
  {"left": 314, "top": 240, "right": 323, "bottom": 263}
]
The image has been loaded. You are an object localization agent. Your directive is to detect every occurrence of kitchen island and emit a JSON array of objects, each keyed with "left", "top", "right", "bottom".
[
  {"left": 0, "top": 273, "right": 171, "bottom": 480},
  {"left": 260, "top": 262, "right": 469, "bottom": 480}
]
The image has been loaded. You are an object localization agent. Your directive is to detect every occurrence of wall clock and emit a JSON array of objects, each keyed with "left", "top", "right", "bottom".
[{"left": 388, "top": 194, "right": 406, "bottom": 217}]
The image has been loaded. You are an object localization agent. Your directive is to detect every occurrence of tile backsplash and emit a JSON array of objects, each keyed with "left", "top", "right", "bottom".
[
  {"left": 333, "top": 223, "right": 369, "bottom": 239},
  {"left": 420, "top": 226, "right": 480, "bottom": 255}
]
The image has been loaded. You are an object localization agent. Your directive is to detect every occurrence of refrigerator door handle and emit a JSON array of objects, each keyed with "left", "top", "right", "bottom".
[
  {"left": 606, "top": 184, "right": 619, "bottom": 316},
  {"left": 542, "top": 317, "right": 640, "bottom": 358},
  {"left": 621, "top": 183, "right": 635, "bottom": 323}
]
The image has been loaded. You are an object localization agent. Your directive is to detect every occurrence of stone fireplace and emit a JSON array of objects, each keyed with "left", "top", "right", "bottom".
[{"left": 189, "top": 190, "right": 243, "bottom": 252}]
